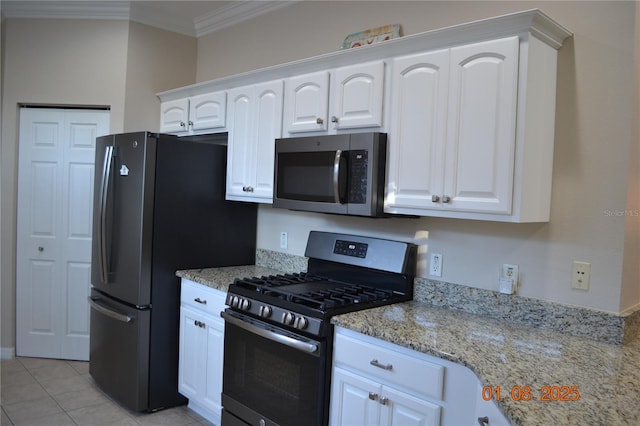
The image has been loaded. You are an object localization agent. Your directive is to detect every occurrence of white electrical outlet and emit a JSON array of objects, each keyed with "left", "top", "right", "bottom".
[
  {"left": 429, "top": 253, "right": 443, "bottom": 277},
  {"left": 572, "top": 261, "right": 591, "bottom": 290},
  {"left": 499, "top": 264, "right": 519, "bottom": 294},
  {"left": 280, "top": 232, "right": 288, "bottom": 250}
]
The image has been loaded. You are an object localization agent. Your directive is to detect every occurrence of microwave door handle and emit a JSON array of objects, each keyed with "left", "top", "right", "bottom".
[{"left": 333, "top": 150, "right": 342, "bottom": 203}]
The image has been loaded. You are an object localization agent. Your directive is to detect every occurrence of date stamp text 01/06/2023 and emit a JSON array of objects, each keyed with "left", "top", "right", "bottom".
[{"left": 482, "top": 386, "right": 581, "bottom": 402}]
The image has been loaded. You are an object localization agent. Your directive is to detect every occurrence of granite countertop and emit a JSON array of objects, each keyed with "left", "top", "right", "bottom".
[
  {"left": 177, "top": 265, "right": 640, "bottom": 425},
  {"left": 331, "top": 301, "right": 640, "bottom": 425},
  {"left": 176, "top": 265, "right": 283, "bottom": 292}
]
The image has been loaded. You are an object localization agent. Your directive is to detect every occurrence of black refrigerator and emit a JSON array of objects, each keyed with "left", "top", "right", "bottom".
[{"left": 89, "top": 131, "right": 256, "bottom": 412}]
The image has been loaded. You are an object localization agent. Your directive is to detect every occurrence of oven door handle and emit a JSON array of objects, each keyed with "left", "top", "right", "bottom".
[{"left": 221, "top": 311, "right": 319, "bottom": 356}]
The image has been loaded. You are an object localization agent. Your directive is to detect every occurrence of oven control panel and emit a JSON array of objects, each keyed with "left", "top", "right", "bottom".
[{"left": 333, "top": 240, "right": 368, "bottom": 258}]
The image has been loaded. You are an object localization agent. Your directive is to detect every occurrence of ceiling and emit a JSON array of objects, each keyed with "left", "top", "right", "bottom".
[{"left": 0, "top": 1, "right": 297, "bottom": 37}]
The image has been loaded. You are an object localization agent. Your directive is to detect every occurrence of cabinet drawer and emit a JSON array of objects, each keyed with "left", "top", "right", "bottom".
[
  {"left": 180, "top": 279, "right": 226, "bottom": 316},
  {"left": 334, "top": 332, "right": 444, "bottom": 400}
]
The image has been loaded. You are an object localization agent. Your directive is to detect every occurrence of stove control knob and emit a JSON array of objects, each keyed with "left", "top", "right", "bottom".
[
  {"left": 259, "top": 305, "right": 272, "bottom": 318},
  {"left": 282, "top": 312, "right": 295, "bottom": 325},
  {"left": 229, "top": 295, "right": 239, "bottom": 308},
  {"left": 294, "top": 316, "right": 309, "bottom": 330},
  {"left": 239, "top": 298, "right": 251, "bottom": 311}
]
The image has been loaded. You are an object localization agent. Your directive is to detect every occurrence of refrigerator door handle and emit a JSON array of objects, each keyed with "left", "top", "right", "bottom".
[
  {"left": 99, "top": 145, "right": 114, "bottom": 284},
  {"left": 88, "top": 296, "right": 134, "bottom": 323}
]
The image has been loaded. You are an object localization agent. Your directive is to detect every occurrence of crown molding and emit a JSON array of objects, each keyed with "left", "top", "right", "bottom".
[
  {"left": 194, "top": 1, "right": 297, "bottom": 38},
  {"left": 1, "top": 1, "right": 130, "bottom": 21},
  {"left": 1, "top": 1, "right": 297, "bottom": 37}
]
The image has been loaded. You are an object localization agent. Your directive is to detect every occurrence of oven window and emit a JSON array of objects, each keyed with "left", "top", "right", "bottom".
[
  {"left": 276, "top": 151, "right": 347, "bottom": 203},
  {"left": 223, "top": 319, "right": 326, "bottom": 425}
]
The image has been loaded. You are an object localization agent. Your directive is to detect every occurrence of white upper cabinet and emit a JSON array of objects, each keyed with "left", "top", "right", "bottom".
[
  {"left": 160, "top": 91, "right": 226, "bottom": 135},
  {"left": 387, "top": 49, "right": 450, "bottom": 211},
  {"left": 226, "top": 80, "right": 283, "bottom": 203},
  {"left": 387, "top": 33, "right": 564, "bottom": 222},
  {"left": 283, "top": 71, "right": 330, "bottom": 133},
  {"left": 157, "top": 10, "right": 571, "bottom": 219},
  {"left": 443, "top": 36, "right": 519, "bottom": 214},
  {"left": 331, "top": 61, "right": 385, "bottom": 130},
  {"left": 282, "top": 61, "right": 385, "bottom": 135}
]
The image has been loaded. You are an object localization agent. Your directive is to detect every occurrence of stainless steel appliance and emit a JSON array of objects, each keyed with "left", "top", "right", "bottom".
[
  {"left": 273, "top": 133, "right": 387, "bottom": 217},
  {"left": 89, "top": 131, "right": 257, "bottom": 412},
  {"left": 221, "top": 231, "right": 417, "bottom": 426}
]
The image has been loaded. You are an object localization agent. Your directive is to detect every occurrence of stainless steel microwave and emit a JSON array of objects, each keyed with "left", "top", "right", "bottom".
[{"left": 273, "top": 132, "right": 387, "bottom": 217}]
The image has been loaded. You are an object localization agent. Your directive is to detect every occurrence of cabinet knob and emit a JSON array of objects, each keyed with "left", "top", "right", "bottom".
[
  {"left": 431, "top": 195, "right": 440, "bottom": 203},
  {"left": 38, "top": 246, "right": 44, "bottom": 252},
  {"left": 194, "top": 320, "right": 206, "bottom": 328},
  {"left": 368, "top": 392, "right": 379, "bottom": 401},
  {"left": 316, "top": 117, "right": 324, "bottom": 125},
  {"left": 331, "top": 116, "right": 339, "bottom": 123},
  {"left": 442, "top": 195, "right": 451, "bottom": 203},
  {"left": 188, "top": 120, "right": 193, "bottom": 127},
  {"left": 379, "top": 396, "right": 389, "bottom": 405},
  {"left": 180, "top": 121, "right": 186, "bottom": 128},
  {"left": 242, "top": 186, "right": 254, "bottom": 192},
  {"left": 477, "top": 416, "right": 489, "bottom": 426}
]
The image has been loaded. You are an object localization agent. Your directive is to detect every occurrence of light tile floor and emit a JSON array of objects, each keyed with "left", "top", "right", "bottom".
[{"left": 1, "top": 357, "right": 213, "bottom": 426}]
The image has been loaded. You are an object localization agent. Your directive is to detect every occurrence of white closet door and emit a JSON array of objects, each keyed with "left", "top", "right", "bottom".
[{"left": 16, "top": 107, "right": 109, "bottom": 360}]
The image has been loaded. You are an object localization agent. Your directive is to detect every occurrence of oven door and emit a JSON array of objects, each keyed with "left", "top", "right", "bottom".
[{"left": 221, "top": 310, "right": 328, "bottom": 426}]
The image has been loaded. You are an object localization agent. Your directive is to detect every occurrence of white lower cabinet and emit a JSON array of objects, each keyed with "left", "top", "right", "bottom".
[
  {"left": 330, "top": 327, "right": 510, "bottom": 426},
  {"left": 178, "top": 279, "right": 226, "bottom": 425}
]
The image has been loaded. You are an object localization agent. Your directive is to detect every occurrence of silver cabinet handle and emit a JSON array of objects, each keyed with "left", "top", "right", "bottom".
[
  {"left": 442, "top": 195, "right": 451, "bottom": 203},
  {"left": 431, "top": 195, "right": 440, "bottom": 203},
  {"left": 188, "top": 120, "right": 193, "bottom": 127},
  {"left": 38, "top": 246, "right": 44, "bottom": 252},
  {"left": 194, "top": 297, "right": 207, "bottom": 305},
  {"left": 88, "top": 296, "right": 133, "bottom": 323},
  {"left": 242, "top": 186, "right": 254, "bottom": 192},
  {"left": 370, "top": 359, "right": 393, "bottom": 370},
  {"left": 379, "top": 396, "right": 389, "bottom": 405},
  {"left": 194, "top": 320, "right": 206, "bottom": 328},
  {"left": 331, "top": 116, "right": 339, "bottom": 123},
  {"left": 478, "top": 416, "right": 489, "bottom": 426},
  {"left": 368, "top": 392, "right": 378, "bottom": 401},
  {"left": 316, "top": 117, "right": 324, "bottom": 124},
  {"left": 180, "top": 121, "right": 186, "bottom": 128}
]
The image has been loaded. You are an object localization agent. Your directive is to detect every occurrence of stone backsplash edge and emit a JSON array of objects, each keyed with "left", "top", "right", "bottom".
[{"left": 255, "top": 249, "right": 638, "bottom": 345}]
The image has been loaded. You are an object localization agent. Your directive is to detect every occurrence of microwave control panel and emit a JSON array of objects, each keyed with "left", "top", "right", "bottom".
[{"left": 348, "top": 150, "right": 368, "bottom": 204}]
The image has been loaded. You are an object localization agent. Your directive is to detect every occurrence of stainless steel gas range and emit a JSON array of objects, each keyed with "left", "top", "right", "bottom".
[{"left": 220, "top": 231, "right": 417, "bottom": 426}]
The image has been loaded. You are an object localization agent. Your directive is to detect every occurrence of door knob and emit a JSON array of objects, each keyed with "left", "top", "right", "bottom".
[{"left": 38, "top": 246, "right": 44, "bottom": 252}]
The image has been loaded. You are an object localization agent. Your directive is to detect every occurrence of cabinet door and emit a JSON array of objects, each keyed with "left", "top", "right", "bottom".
[
  {"left": 444, "top": 36, "right": 519, "bottom": 214},
  {"left": 252, "top": 80, "right": 283, "bottom": 201},
  {"left": 283, "top": 71, "right": 329, "bottom": 134},
  {"left": 226, "top": 81, "right": 283, "bottom": 202},
  {"left": 386, "top": 50, "right": 450, "bottom": 212},
  {"left": 380, "top": 386, "right": 441, "bottom": 426},
  {"left": 330, "top": 368, "right": 380, "bottom": 426},
  {"left": 202, "top": 318, "right": 224, "bottom": 414},
  {"left": 226, "top": 88, "right": 253, "bottom": 198},
  {"left": 189, "top": 92, "right": 227, "bottom": 131},
  {"left": 332, "top": 61, "right": 385, "bottom": 129},
  {"left": 178, "top": 306, "right": 207, "bottom": 400},
  {"left": 160, "top": 98, "right": 189, "bottom": 133}
]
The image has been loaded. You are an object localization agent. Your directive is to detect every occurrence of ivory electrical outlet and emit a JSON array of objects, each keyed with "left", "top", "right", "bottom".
[
  {"left": 572, "top": 261, "right": 591, "bottom": 290},
  {"left": 429, "top": 253, "right": 443, "bottom": 277}
]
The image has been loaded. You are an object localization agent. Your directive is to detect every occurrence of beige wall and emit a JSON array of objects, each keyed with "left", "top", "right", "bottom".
[
  {"left": 198, "top": 1, "right": 639, "bottom": 314},
  {"left": 0, "top": 18, "right": 196, "bottom": 353},
  {"left": 123, "top": 21, "right": 196, "bottom": 132}
]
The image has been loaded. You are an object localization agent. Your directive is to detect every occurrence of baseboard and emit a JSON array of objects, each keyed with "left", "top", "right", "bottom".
[{"left": 1, "top": 347, "right": 15, "bottom": 359}]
